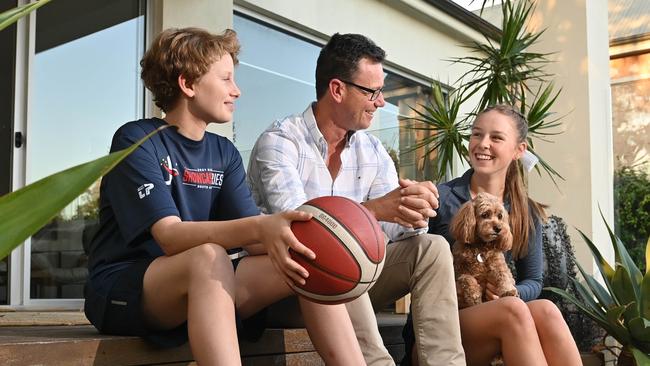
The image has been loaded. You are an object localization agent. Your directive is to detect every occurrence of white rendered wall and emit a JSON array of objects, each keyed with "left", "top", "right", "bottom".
[{"left": 527, "top": 0, "right": 614, "bottom": 269}]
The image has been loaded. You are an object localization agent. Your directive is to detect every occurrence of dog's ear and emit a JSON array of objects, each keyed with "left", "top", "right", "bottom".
[
  {"left": 451, "top": 200, "right": 476, "bottom": 244},
  {"left": 497, "top": 209, "right": 513, "bottom": 251}
]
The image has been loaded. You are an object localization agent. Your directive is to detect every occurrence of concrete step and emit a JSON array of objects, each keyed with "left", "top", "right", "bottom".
[{"left": 0, "top": 313, "right": 407, "bottom": 366}]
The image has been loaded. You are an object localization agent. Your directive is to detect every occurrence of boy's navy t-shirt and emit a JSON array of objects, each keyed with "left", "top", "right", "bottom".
[{"left": 87, "top": 118, "right": 259, "bottom": 295}]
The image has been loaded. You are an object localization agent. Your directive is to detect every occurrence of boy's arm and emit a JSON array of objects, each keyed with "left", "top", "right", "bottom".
[{"left": 151, "top": 212, "right": 316, "bottom": 285}]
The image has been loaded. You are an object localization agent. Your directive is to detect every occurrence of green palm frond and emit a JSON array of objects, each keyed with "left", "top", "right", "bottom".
[
  {"left": 0, "top": 127, "right": 164, "bottom": 260},
  {"left": 0, "top": 0, "right": 51, "bottom": 31},
  {"left": 403, "top": 81, "right": 471, "bottom": 181},
  {"left": 451, "top": 0, "right": 552, "bottom": 114}
]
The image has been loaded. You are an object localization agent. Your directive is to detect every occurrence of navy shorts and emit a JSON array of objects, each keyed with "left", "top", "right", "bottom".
[{"left": 84, "top": 256, "right": 267, "bottom": 348}]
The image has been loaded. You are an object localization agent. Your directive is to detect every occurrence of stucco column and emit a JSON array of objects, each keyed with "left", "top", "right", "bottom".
[{"left": 527, "top": 1, "right": 613, "bottom": 269}]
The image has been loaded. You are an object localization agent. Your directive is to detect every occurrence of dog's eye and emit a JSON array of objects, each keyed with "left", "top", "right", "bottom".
[
  {"left": 497, "top": 213, "right": 503, "bottom": 219},
  {"left": 481, "top": 212, "right": 490, "bottom": 219}
]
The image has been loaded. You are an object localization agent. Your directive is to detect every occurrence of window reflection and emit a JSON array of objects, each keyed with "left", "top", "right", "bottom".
[{"left": 28, "top": 0, "right": 144, "bottom": 299}]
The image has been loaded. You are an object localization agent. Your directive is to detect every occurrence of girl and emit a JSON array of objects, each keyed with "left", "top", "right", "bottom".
[{"left": 405, "top": 104, "right": 581, "bottom": 366}]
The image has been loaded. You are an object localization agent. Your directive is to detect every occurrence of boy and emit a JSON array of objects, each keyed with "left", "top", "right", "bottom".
[{"left": 84, "top": 27, "right": 363, "bottom": 365}]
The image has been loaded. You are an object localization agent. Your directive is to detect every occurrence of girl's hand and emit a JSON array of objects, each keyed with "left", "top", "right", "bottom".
[
  {"left": 485, "top": 281, "right": 500, "bottom": 301},
  {"left": 258, "top": 211, "right": 315, "bottom": 287}
]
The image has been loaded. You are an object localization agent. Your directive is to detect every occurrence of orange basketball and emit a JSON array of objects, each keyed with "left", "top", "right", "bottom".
[{"left": 290, "top": 196, "right": 386, "bottom": 304}]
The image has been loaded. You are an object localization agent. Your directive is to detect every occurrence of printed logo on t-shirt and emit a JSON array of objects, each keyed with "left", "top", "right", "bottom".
[
  {"left": 182, "top": 168, "right": 224, "bottom": 189},
  {"left": 137, "top": 183, "right": 154, "bottom": 199},
  {"left": 160, "top": 156, "right": 179, "bottom": 186}
]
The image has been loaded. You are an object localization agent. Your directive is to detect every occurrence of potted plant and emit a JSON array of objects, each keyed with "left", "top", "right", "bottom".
[{"left": 545, "top": 213, "right": 650, "bottom": 366}]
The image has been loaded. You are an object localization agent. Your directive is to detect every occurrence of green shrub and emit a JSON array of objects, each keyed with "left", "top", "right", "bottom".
[{"left": 614, "top": 166, "right": 650, "bottom": 273}]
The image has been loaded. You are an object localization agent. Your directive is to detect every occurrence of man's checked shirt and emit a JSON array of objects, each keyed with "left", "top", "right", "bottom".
[{"left": 247, "top": 103, "right": 424, "bottom": 241}]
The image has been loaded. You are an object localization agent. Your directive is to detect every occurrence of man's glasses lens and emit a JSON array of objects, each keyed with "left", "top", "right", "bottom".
[{"left": 340, "top": 80, "right": 383, "bottom": 101}]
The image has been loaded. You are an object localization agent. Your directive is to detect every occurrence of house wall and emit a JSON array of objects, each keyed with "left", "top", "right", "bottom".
[{"left": 528, "top": 1, "right": 614, "bottom": 268}]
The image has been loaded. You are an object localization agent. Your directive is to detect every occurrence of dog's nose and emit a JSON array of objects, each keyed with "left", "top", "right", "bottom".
[{"left": 494, "top": 225, "right": 501, "bottom": 233}]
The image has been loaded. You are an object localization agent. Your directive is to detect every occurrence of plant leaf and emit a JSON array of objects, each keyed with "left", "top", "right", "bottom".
[
  {"left": 613, "top": 265, "right": 640, "bottom": 312},
  {"left": 0, "top": 0, "right": 52, "bottom": 32},
  {"left": 629, "top": 317, "right": 650, "bottom": 343},
  {"left": 642, "top": 270, "right": 650, "bottom": 319},
  {"left": 573, "top": 261, "right": 613, "bottom": 309},
  {"left": 646, "top": 236, "right": 650, "bottom": 275},
  {"left": 577, "top": 228, "right": 616, "bottom": 281},
  {"left": 631, "top": 346, "right": 650, "bottom": 365},
  {"left": 544, "top": 286, "right": 624, "bottom": 341},
  {"left": 601, "top": 207, "right": 644, "bottom": 291},
  {"left": 0, "top": 126, "right": 164, "bottom": 260}
]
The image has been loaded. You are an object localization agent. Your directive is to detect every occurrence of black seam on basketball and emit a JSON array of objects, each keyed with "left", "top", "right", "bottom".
[
  {"left": 310, "top": 198, "right": 382, "bottom": 264},
  {"left": 291, "top": 211, "right": 362, "bottom": 284}
]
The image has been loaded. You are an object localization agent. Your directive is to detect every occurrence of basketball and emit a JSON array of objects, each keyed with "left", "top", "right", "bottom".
[{"left": 289, "top": 196, "right": 386, "bottom": 304}]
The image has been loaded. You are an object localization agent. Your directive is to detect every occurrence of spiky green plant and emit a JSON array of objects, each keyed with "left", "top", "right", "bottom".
[
  {"left": 545, "top": 212, "right": 650, "bottom": 366},
  {"left": 405, "top": 81, "right": 471, "bottom": 181},
  {"left": 409, "top": 0, "right": 564, "bottom": 184},
  {"left": 0, "top": 127, "right": 165, "bottom": 260},
  {"left": 453, "top": 0, "right": 551, "bottom": 112},
  {"left": 521, "top": 82, "right": 565, "bottom": 186}
]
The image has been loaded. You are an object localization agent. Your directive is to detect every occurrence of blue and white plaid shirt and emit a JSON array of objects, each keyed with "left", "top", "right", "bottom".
[{"left": 247, "top": 103, "right": 424, "bottom": 241}]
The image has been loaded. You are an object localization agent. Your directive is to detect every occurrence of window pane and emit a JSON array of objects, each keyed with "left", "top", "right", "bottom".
[
  {"left": 233, "top": 15, "right": 320, "bottom": 164},
  {"left": 233, "top": 14, "right": 435, "bottom": 181},
  {"left": 28, "top": 0, "right": 144, "bottom": 299}
]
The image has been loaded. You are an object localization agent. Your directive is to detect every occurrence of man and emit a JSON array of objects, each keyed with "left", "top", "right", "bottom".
[{"left": 247, "top": 33, "right": 465, "bottom": 366}]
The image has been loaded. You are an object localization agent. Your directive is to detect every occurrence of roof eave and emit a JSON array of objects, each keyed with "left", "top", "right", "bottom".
[{"left": 423, "top": 0, "right": 501, "bottom": 41}]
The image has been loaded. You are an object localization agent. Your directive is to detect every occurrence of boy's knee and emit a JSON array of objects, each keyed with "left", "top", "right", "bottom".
[{"left": 188, "top": 243, "right": 231, "bottom": 275}]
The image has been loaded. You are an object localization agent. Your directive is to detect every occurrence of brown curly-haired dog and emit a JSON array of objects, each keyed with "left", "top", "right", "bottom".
[{"left": 451, "top": 192, "right": 518, "bottom": 309}]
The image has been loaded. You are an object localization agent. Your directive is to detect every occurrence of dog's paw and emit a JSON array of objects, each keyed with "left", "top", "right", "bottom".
[{"left": 500, "top": 288, "right": 519, "bottom": 298}]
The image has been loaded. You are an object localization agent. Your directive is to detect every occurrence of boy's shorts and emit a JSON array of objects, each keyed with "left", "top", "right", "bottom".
[{"left": 84, "top": 256, "right": 267, "bottom": 348}]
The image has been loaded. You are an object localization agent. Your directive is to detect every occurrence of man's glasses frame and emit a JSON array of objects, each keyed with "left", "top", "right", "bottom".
[{"left": 339, "top": 79, "right": 384, "bottom": 101}]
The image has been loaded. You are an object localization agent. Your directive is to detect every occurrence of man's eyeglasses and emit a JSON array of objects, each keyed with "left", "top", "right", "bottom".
[{"left": 340, "top": 79, "right": 384, "bottom": 101}]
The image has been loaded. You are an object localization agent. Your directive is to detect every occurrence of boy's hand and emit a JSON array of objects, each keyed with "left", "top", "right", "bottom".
[{"left": 259, "top": 211, "right": 315, "bottom": 287}]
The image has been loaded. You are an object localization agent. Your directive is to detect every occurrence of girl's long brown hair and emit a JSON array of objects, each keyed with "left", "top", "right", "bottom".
[{"left": 477, "top": 105, "right": 547, "bottom": 259}]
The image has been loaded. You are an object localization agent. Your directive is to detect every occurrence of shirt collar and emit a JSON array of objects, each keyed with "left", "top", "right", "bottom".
[
  {"left": 450, "top": 168, "right": 512, "bottom": 210},
  {"left": 450, "top": 168, "right": 473, "bottom": 202},
  {"left": 303, "top": 102, "right": 357, "bottom": 154},
  {"left": 303, "top": 103, "right": 327, "bottom": 155}
]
